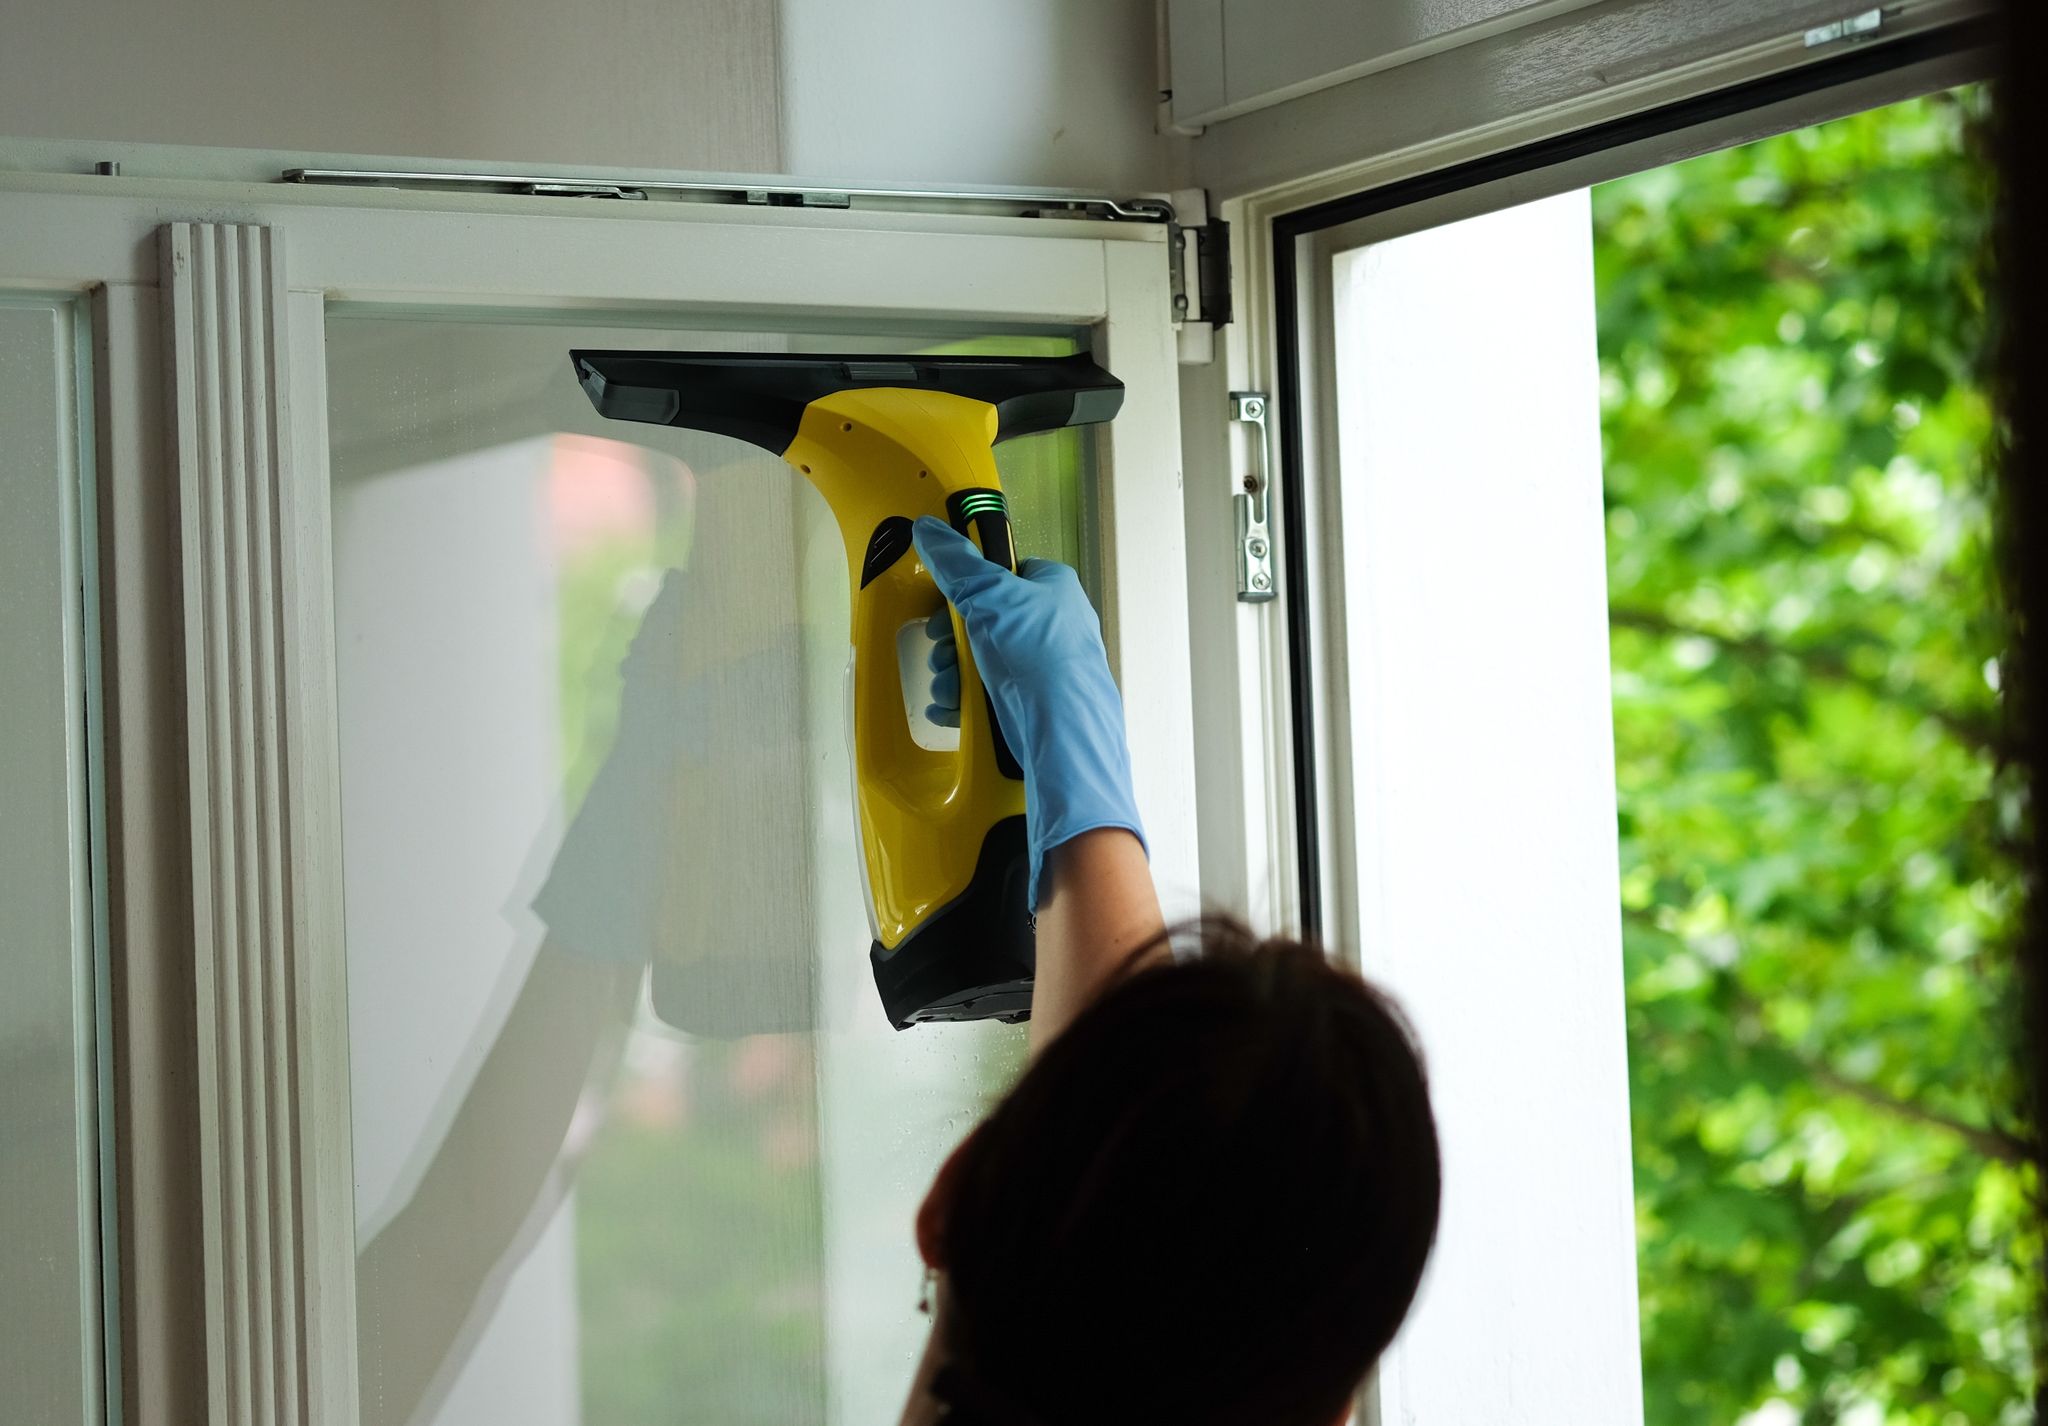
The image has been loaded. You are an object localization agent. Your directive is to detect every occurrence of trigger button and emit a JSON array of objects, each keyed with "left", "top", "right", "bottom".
[{"left": 861, "top": 516, "right": 915, "bottom": 588}]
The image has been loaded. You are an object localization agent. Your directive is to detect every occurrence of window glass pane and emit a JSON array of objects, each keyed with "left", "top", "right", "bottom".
[
  {"left": 0, "top": 293, "right": 104, "bottom": 1425},
  {"left": 326, "top": 315, "right": 1086, "bottom": 1426}
]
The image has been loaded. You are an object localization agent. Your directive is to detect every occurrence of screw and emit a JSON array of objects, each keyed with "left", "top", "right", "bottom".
[
  {"left": 1251, "top": 572, "right": 1271, "bottom": 592},
  {"left": 1241, "top": 475, "right": 1259, "bottom": 493},
  {"left": 1247, "top": 538, "right": 1268, "bottom": 559},
  {"left": 1242, "top": 398, "right": 1264, "bottom": 420}
]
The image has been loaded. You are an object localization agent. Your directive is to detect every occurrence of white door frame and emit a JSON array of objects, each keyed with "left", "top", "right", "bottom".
[{"left": 0, "top": 173, "right": 1197, "bottom": 1425}]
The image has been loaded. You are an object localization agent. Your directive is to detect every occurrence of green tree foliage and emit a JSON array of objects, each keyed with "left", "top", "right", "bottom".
[{"left": 1596, "top": 88, "right": 2037, "bottom": 1423}]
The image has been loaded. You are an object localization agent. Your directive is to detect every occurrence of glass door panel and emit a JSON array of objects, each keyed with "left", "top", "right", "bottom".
[
  {"left": 324, "top": 314, "right": 1088, "bottom": 1426},
  {"left": 0, "top": 292, "right": 104, "bottom": 1426}
]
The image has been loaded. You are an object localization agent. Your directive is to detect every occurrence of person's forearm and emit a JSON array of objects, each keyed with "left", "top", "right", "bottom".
[{"left": 1027, "top": 828, "right": 1166, "bottom": 1054}]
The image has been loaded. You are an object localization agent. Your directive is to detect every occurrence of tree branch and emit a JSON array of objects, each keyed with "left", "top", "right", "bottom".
[
  {"left": 1742, "top": 1003, "right": 2036, "bottom": 1167},
  {"left": 1608, "top": 603, "right": 2012, "bottom": 761},
  {"left": 1799, "top": 1056, "right": 2033, "bottom": 1166},
  {"left": 1631, "top": 915, "right": 2038, "bottom": 1166}
]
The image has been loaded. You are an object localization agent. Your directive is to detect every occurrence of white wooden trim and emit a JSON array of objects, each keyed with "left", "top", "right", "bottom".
[
  {"left": 1191, "top": 0, "right": 1991, "bottom": 203},
  {"left": 93, "top": 273, "right": 216, "bottom": 1425},
  {"left": 1177, "top": 270, "right": 1312, "bottom": 934},
  {"left": 161, "top": 221, "right": 357, "bottom": 1426},
  {"left": 1096, "top": 240, "right": 1201, "bottom": 917},
  {"left": 277, "top": 287, "right": 361, "bottom": 1423},
  {"left": 0, "top": 175, "right": 1156, "bottom": 320},
  {"left": 1174, "top": 357, "right": 1255, "bottom": 919}
]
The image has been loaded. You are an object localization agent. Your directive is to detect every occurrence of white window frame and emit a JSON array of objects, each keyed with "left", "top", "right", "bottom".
[
  {"left": 0, "top": 287, "right": 111, "bottom": 1426},
  {"left": 0, "top": 173, "right": 1198, "bottom": 1424},
  {"left": 1181, "top": 0, "right": 1990, "bottom": 199},
  {"left": 1183, "top": 0, "right": 1997, "bottom": 941},
  {"left": 1178, "top": 11, "right": 1997, "bottom": 1425}
]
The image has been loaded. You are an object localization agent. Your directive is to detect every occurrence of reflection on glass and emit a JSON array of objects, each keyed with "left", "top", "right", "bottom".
[
  {"left": 326, "top": 318, "right": 1084, "bottom": 1425},
  {"left": 0, "top": 293, "right": 102, "bottom": 1425}
]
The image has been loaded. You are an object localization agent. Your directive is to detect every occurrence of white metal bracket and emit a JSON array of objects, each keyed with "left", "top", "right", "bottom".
[{"left": 1230, "top": 390, "right": 1276, "bottom": 602}]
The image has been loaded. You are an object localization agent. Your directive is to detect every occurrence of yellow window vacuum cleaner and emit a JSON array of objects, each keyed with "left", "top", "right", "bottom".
[{"left": 572, "top": 350, "right": 1124, "bottom": 1029}]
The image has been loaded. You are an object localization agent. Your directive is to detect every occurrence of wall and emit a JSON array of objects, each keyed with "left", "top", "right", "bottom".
[
  {"left": 0, "top": 0, "right": 778, "bottom": 173},
  {"left": 0, "top": 0, "right": 1168, "bottom": 190},
  {"left": 777, "top": 0, "right": 1169, "bottom": 190}
]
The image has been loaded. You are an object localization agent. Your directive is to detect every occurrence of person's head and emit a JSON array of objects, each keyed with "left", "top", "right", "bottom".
[{"left": 916, "top": 916, "right": 1442, "bottom": 1426}]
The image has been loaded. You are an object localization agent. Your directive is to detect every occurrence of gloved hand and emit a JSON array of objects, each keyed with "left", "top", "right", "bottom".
[{"left": 912, "top": 515, "right": 1146, "bottom": 909}]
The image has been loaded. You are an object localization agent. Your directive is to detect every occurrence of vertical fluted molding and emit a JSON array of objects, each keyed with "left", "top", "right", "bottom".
[{"left": 161, "top": 222, "right": 352, "bottom": 1425}]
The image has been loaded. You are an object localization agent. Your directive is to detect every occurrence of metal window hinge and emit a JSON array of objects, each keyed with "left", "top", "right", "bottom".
[
  {"left": 281, "top": 167, "right": 1175, "bottom": 222},
  {"left": 1804, "top": 8, "right": 1882, "bottom": 46},
  {"left": 1171, "top": 189, "right": 1232, "bottom": 364},
  {"left": 1230, "top": 391, "right": 1276, "bottom": 603}
]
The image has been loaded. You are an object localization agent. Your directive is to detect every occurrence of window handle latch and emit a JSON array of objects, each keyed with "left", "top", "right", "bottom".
[{"left": 1230, "top": 391, "right": 1277, "bottom": 603}]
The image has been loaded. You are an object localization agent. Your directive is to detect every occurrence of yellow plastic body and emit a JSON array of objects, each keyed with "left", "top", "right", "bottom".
[{"left": 782, "top": 387, "right": 1026, "bottom": 951}]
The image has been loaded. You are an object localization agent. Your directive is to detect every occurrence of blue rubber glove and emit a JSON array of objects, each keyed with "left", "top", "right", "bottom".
[{"left": 912, "top": 515, "right": 1146, "bottom": 909}]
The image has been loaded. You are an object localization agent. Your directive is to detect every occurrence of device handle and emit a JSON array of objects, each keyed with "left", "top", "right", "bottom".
[{"left": 942, "top": 488, "right": 1024, "bottom": 781}]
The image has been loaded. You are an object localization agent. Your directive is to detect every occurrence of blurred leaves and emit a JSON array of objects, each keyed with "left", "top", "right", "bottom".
[{"left": 1598, "top": 87, "right": 2039, "bottom": 1424}]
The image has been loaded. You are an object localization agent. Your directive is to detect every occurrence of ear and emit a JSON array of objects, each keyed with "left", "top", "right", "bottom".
[{"left": 916, "top": 1124, "right": 984, "bottom": 1271}]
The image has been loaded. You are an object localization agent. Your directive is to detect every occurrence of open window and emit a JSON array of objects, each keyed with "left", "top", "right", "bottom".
[{"left": 1182, "top": 4, "right": 2008, "bottom": 1422}]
